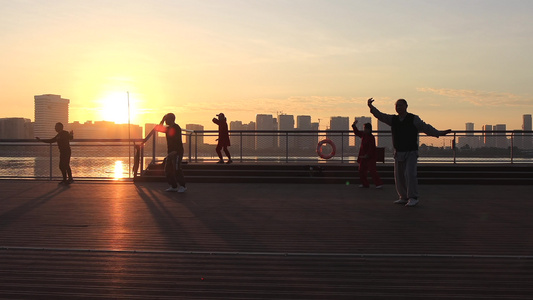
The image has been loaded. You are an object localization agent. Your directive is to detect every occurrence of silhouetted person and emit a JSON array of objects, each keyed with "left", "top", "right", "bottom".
[
  {"left": 212, "top": 113, "right": 232, "bottom": 164},
  {"left": 36, "top": 122, "right": 73, "bottom": 184},
  {"left": 352, "top": 119, "right": 383, "bottom": 189},
  {"left": 156, "top": 113, "right": 186, "bottom": 193},
  {"left": 368, "top": 98, "right": 451, "bottom": 207}
]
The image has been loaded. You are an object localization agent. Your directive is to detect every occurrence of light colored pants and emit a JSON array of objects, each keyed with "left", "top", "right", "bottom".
[{"left": 394, "top": 151, "right": 419, "bottom": 200}]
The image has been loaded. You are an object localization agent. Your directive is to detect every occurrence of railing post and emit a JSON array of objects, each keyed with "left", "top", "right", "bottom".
[
  {"left": 49, "top": 143, "right": 53, "bottom": 180},
  {"left": 152, "top": 132, "right": 156, "bottom": 164},
  {"left": 341, "top": 132, "right": 344, "bottom": 163},
  {"left": 140, "top": 143, "right": 144, "bottom": 174},
  {"left": 285, "top": 132, "right": 289, "bottom": 163},
  {"left": 240, "top": 132, "right": 243, "bottom": 163},
  {"left": 194, "top": 131, "right": 198, "bottom": 163},
  {"left": 453, "top": 132, "right": 457, "bottom": 164},
  {"left": 188, "top": 132, "right": 192, "bottom": 162},
  {"left": 510, "top": 132, "right": 514, "bottom": 164}
]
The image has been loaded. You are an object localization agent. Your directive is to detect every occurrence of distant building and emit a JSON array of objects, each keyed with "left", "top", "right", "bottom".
[
  {"left": 493, "top": 124, "right": 508, "bottom": 148},
  {"left": 186, "top": 124, "right": 204, "bottom": 146},
  {"left": 230, "top": 120, "right": 256, "bottom": 150},
  {"left": 69, "top": 121, "right": 142, "bottom": 139},
  {"left": 482, "top": 125, "right": 494, "bottom": 147},
  {"left": 523, "top": 114, "right": 532, "bottom": 149},
  {"left": 0, "top": 118, "right": 33, "bottom": 139},
  {"left": 328, "top": 116, "right": 349, "bottom": 153},
  {"left": 458, "top": 122, "right": 481, "bottom": 148},
  {"left": 278, "top": 114, "right": 296, "bottom": 149},
  {"left": 376, "top": 120, "right": 393, "bottom": 151},
  {"left": 296, "top": 115, "right": 316, "bottom": 150},
  {"left": 256, "top": 114, "right": 277, "bottom": 149},
  {"left": 34, "top": 94, "right": 69, "bottom": 137}
]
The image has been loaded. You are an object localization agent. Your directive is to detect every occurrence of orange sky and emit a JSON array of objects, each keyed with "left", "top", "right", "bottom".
[{"left": 2, "top": 1, "right": 533, "bottom": 132}]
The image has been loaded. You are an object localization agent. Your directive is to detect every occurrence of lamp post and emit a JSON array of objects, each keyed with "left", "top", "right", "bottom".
[{"left": 128, "top": 91, "right": 131, "bottom": 178}]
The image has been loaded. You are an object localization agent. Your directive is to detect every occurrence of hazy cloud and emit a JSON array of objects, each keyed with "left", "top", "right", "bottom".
[{"left": 417, "top": 87, "right": 532, "bottom": 107}]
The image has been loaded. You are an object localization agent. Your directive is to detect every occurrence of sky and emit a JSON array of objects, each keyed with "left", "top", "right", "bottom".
[{"left": 1, "top": 0, "right": 533, "bottom": 131}]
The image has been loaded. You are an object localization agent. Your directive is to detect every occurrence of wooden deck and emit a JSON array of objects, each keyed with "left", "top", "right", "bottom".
[{"left": 1, "top": 180, "right": 533, "bottom": 299}]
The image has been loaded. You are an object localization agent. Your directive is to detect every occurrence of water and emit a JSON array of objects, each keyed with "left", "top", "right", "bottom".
[
  {"left": 1, "top": 155, "right": 531, "bottom": 179},
  {"left": 0, "top": 157, "right": 133, "bottom": 179}
]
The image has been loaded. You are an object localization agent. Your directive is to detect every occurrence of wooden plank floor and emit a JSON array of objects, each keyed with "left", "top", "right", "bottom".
[{"left": 1, "top": 180, "right": 533, "bottom": 299}]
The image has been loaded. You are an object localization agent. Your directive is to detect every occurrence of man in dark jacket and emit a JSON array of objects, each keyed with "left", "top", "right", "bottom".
[
  {"left": 368, "top": 98, "right": 451, "bottom": 206},
  {"left": 157, "top": 113, "right": 186, "bottom": 193},
  {"left": 36, "top": 122, "right": 74, "bottom": 184}
]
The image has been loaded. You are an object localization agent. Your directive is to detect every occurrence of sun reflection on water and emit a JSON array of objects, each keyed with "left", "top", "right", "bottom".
[{"left": 114, "top": 161, "right": 124, "bottom": 179}]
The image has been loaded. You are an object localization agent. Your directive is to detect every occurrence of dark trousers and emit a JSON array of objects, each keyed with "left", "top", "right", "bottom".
[
  {"left": 165, "top": 152, "right": 186, "bottom": 188},
  {"left": 358, "top": 159, "right": 383, "bottom": 187},
  {"left": 59, "top": 148, "right": 73, "bottom": 181},
  {"left": 216, "top": 144, "right": 231, "bottom": 160}
]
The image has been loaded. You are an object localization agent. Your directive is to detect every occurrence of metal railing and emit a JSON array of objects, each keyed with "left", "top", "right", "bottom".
[
  {"left": 1, "top": 130, "right": 533, "bottom": 179},
  {"left": 139, "top": 129, "right": 533, "bottom": 167}
]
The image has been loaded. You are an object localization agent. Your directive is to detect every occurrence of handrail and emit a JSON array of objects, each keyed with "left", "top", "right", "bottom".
[{"left": 2, "top": 129, "right": 532, "bottom": 180}]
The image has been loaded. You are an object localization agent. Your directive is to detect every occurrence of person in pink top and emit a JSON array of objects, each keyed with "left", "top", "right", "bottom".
[{"left": 352, "top": 118, "right": 383, "bottom": 189}]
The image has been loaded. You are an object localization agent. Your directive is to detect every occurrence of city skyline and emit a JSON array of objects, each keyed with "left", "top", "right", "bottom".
[{"left": 1, "top": 1, "right": 533, "bottom": 132}]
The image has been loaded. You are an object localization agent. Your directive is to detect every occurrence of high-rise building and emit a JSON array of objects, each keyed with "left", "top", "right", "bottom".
[
  {"left": 376, "top": 120, "right": 393, "bottom": 151},
  {"left": 494, "top": 124, "right": 508, "bottom": 148},
  {"left": 296, "top": 115, "right": 315, "bottom": 150},
  {"left": 256, "top": 114, "right": 276, "bottom": 149},
  {"left": 34, "top": 94, "right": 69, "bottom": 137},
  {"left": 229, "top": 121, "right": 256, "bottom": 150},
  {"left": 328, "top": 116, "right": 349, "bottom": 153},
  {"left": 0, "top": 118, "right": 33, "bottom": 139},
  {"left": 458, "top": 122, "right": 481, "bottom": 149},
  {"left": 523, "top": 114, "right": 532, "bottom": 149},
  {"left": 278, "top": 114, "right": 295, "bottom": 149},
  {"left": 466, "top": 122, "right": 474, "bottom": 134},
  {"left": 482, "top": 124, "right": 494, "bottom": 147},
  {"left": 186, "top": 124, "right": 204, "bottom": 146}
]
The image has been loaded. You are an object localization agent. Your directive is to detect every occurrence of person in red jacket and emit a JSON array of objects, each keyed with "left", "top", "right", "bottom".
[
  {"left": 212, "top": 113, "right": 232, "bottom": 164},
  {"left": 352, "top": 118, "right": 383, "bottom": 189}
]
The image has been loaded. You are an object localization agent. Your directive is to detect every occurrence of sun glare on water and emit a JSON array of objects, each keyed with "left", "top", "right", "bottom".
[{"left": 114, "top": 161, "right": 124, "bottom": 180}]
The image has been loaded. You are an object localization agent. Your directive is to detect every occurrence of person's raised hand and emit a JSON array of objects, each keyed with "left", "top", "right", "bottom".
[{"left": 367, "top": 98, "right": 374, "bottom": 107}]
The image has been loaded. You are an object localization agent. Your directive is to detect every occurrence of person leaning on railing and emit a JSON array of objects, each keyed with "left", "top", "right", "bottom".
[
  {"left": 36, "top": 122, "right": 74, "bottom": 185},
  {"left": 368, "top": 98, "right": 452, "bottom": 207}
]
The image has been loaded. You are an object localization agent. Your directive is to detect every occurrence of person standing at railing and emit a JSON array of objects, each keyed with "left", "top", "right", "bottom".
[
  {"left": 36, "top": 122, "right": 74, "bottom": 185},
  {"left": 368, "top": 98, "right": 451, "bottom": 207},
  {"left": 212, "top": 113, "right": 232, "bottom": 164},
  {"left": 352, "top": 118, "right": 383, "bottom": 189},
  {"left": 156, "top": 113, "right": 187, "bottom": 193}
]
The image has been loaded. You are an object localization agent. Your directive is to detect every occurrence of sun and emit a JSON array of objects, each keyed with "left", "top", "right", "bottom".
[{"left": 99, "top": 92, "right": 131, "bottom": 124}]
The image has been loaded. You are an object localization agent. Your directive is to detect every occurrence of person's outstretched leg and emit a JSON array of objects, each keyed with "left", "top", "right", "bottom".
[
  {"left": 164, "top": 154, "right": 178, "bottom": 191},
  {"left": 215, "top": 145, "right": 224, "bottom": 163},
  {"left": 358, "top": 161, "right": 370, "bottom": 187},
  {"left": 223, "top": 146, "right": 232, "bottom": 163},
  {"left": 394, "top": 159, "right": 408, "bottom": 204}
]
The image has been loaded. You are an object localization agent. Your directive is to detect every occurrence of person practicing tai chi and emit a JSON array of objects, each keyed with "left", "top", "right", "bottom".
[
  {"left": 36, "top": 122, "right": 74, "bottom": 184},
  {"left": 156, "top": 113, "right": 187, "bottom": 193},
  {"left": 212, "top": 113, "right": 232, "bottom": 164},
  {"left": 368, "top": 98, "right": 451, "bottom": 207},
  {"left": 352, "top": 118, "right": 383, "bottom": 189}
]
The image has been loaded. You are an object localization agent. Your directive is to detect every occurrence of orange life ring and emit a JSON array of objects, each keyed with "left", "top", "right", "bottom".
[{"left": 317, "top": 139, "right": 336, "bottom": 159}]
